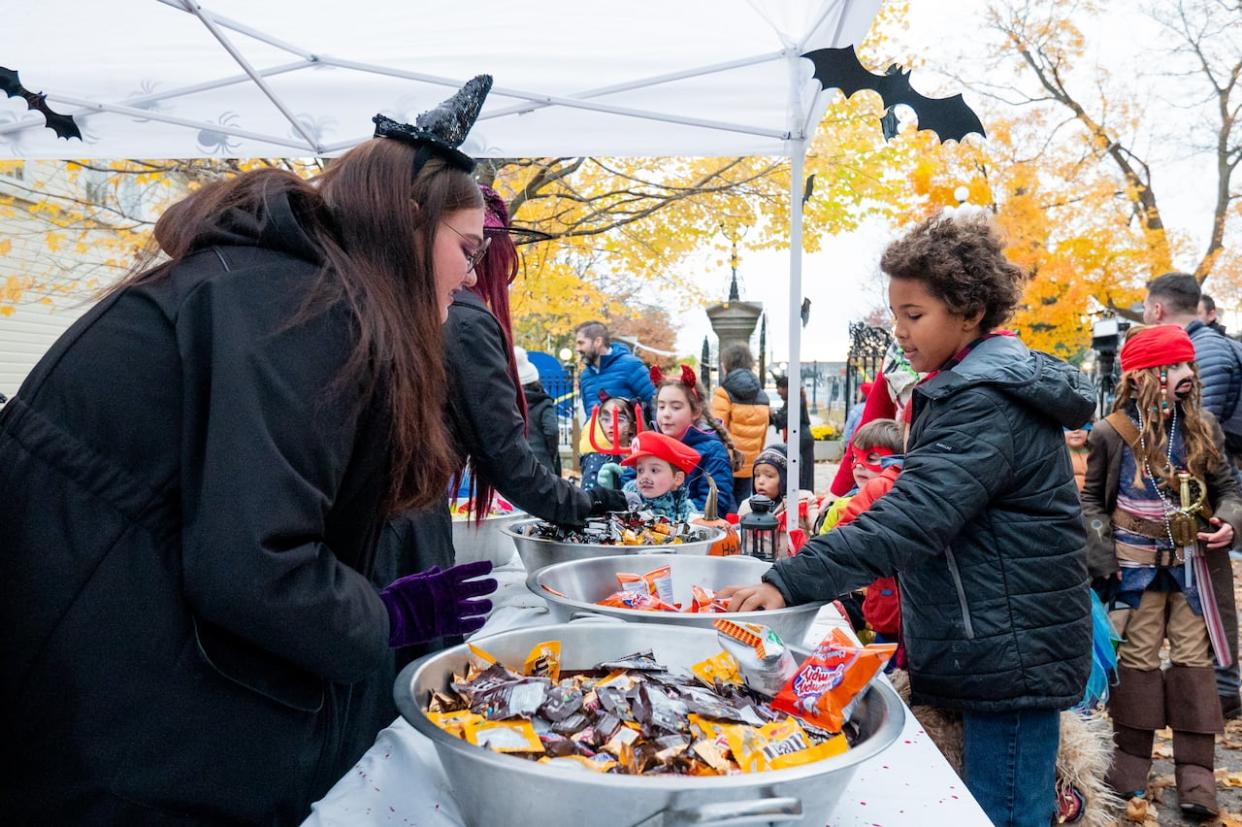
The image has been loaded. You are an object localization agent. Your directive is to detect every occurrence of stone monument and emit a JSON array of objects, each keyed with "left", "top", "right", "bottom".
[{"left": 705, "top": 238, "right": 763, "bottom": 384}]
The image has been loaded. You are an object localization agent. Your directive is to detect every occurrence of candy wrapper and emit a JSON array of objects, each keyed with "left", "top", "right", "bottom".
[
  {"left": 714, "top": 620, "right": 798, "bottom": 697},
  {"left": 689, "top": 585, "right": 729, "bottom": 614},
  {"left": 424, "top": 638, "right": 861, "bottom": 776},
  {"left": 524, "top": 641, "right": 561, "bottom": 683},
  {"left": 465, "top": 719, "right": 544, "bottom": 753},
  {"left": 597, "top": 590, "right": 680, "bottom": 612},
  {"left": 643, "top": 564, "right": 675, "bottom": 605},
  {"left": 772, "top": 628, "right": 896, "bottom": 732}
]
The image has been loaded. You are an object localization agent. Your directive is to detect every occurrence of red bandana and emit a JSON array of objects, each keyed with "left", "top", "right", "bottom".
[{"left": 1120, "top": 325, "right": 1196, "bottom": 373}]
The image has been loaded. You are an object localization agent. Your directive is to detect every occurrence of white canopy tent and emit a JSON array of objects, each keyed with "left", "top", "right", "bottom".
[{"left": 2, "top": 0, "right": 883, "bottom": 508}]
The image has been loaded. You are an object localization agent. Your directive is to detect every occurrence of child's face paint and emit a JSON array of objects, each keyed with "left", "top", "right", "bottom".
[
  {"left": 753, "top": 465, "right": 781, "bottom": 499},
  {"left": 851, "top": 447, "right": 891, "bottom": 486},
  {"left": 634, "top": 457, "right": 681, "bottom": 498},
  {"left": 601, "top": 402, "right": 634, "bottom": 447},
  {"left": 889, "top": 277, "right": 984, "bottom": 373},
  {"left": 1165, "top": 362, "right": 1194, "bottom": 404},
  {"left": 657, "top": 386, "right": 695, "bottom": 437}
]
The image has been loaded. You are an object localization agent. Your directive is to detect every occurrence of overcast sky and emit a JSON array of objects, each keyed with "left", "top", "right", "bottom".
[{"left": 666, "top": 0, "right": 1223, "bottom": 363}]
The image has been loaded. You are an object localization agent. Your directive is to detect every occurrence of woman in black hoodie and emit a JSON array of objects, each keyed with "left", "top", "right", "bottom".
[{"left": 0, "top": 94, "right": 503, "bottom": 823}]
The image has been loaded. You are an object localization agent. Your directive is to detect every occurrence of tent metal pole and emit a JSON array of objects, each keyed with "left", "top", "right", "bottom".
[
  {"left": 785, "top": 137, "right": 808, "bottom": 516},
  {"left": 479, "top": 50, "right": 788, "bottom": 121},
  {"left": 798, "top": 0, "right": 847, "bottom": 52},
  {"left": 316, "top": 57, "right": 789, "bottom": 141},
  {"left": 28, "top": 93, "right": 314, "bottom": 152},
  {"left": 0, "top": 61, "right": 311, "bottom": 138},
  {"left": 178, "top": 0, "right": 322, "bottom": 152},
  {"left": 156, "top": 0, "right": 318, "bottom": 61}
]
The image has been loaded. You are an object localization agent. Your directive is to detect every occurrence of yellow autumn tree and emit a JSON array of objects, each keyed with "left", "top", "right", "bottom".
[{"left": 891, "top": 0, "right": 1240, "bottom": 357}]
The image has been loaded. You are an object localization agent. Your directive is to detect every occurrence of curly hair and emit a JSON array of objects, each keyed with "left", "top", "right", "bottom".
[{"left": 880, "top": 211, "right": 1028, "bottom": 332}]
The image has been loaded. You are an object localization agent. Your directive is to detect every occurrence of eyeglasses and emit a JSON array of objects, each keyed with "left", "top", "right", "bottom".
[{"left": 441, "top": 222, "right": 491, "bottom": 273}]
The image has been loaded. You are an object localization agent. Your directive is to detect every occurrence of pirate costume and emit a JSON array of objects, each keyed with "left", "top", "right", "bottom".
[{"left": 1090, "top": 324, "right": 1242, "bottom": 819}]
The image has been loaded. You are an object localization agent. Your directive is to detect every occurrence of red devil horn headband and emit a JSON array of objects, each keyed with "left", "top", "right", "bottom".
[{"left": 649, "top": 365, "right": 664, "bottom": 386}]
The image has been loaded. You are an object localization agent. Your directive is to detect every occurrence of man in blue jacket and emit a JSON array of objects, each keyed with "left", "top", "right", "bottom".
[
  {"left": 574, "top": 321, "right": 655, "bottom": 419},
  {"left": 1145, "top": 272, "right": 1242, "bottom": 718}
]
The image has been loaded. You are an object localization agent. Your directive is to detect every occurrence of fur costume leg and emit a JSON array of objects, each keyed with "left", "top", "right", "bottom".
[{"left": 888, "top": 671, "right": 1121, "bottom": 827}]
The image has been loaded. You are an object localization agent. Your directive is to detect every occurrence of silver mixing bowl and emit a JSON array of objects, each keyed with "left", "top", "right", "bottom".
[
  {"left": 394, "top": 622, "right": 904, "bottom": 827},
  {"left": 451, "top": 500, "right": 526, "bottom": 566},
  {"left": 502, "top": 517, "right": 724, "bottom": 573},
  {"left": 527, "top": 553, "right": 828, "bottom": 646}
]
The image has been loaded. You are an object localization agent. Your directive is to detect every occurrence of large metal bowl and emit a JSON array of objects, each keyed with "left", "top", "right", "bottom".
[
  {"left": 451, "top": 500, "right": 526, "bottom": 566},
  {"left": 502, "top": 517, "right": 724, "bottom": 574},
  {"left": 528, "top": 554, "right": 828, "bottom": 646},
  {"left": 395, "top": 622, "right": 904, "bottom": 827}
]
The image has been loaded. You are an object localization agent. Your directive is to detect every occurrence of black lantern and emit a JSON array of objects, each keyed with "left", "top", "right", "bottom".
[{"left": 740, "top": 495, "right": 780, "bottom": 562}]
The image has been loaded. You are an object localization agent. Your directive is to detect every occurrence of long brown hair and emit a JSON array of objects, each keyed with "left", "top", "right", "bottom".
[
  {"left": 1114, "top": 358, "right": 1223, "bottom": 488},
  {"left": 116, "top": 140, "right": 481, "bottom": 513}
]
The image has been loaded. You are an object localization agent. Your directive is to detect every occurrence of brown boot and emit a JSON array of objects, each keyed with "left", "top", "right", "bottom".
[
  {"left": 1107, "top": 666, "right": 1165, "bottom": 797},
  {"left": 1166, "top": 665, "right": 1224, "bottom": 820}
]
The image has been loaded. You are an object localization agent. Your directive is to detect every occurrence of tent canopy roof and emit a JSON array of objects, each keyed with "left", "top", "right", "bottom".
[{"left": 1, "top": 0, "right": 879, "bottom": 160}]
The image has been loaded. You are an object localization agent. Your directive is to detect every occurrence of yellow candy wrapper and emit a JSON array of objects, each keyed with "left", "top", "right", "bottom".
[
  {"left": 691, "top": 650, "right": 743, "bottom": 688},
  {"left": 524, "top": 640, "right": 561, "bottom": 683},
  {"left": 426, "top": 709, "right": 484, "bottom": 739},
  {"left": 769, "top": 733, "right": 849, "bottom": 770},
  {"left": 464, "top": 719, "right": 544, "bottom": 753}
]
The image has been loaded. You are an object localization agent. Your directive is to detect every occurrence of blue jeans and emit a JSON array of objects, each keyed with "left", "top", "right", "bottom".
[{"left": 962, "top": 708, "right": 1060, "bottom": 827}]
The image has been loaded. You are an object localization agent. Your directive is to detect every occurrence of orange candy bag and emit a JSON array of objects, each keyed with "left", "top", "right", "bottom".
[{"left": 772, "top": 628, "right": 896, "bottom": 732}]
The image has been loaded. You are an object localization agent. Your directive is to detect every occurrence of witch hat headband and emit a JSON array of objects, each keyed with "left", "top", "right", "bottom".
[{"left": 373, "top": 74, "right": 492, "bottom": 174}]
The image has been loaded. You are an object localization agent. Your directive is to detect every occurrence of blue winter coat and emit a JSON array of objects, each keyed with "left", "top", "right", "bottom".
[
  {"left": 1187, "top": 319, "right": 1242, "bottom": 435},
  {"left": 577, "top": 343, "right": 654, "bottom": 417}
]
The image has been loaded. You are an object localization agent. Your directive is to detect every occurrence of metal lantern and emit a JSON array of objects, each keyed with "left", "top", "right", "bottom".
[{"left": 740, "top": 495, "right": 780, "bottom": 562}]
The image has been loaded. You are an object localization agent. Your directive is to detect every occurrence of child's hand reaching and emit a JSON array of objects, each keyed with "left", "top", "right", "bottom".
[
  {"left": 718, "top": 583, "right": 786, "bottom": 612},
  {"left": 1198, "top": 517, "right": 1235, "bottom": 550}
]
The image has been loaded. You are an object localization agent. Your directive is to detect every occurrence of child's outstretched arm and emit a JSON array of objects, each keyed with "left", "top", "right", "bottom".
[{"left": 761, "top": 390, "right": 1016, "bottom": 606}]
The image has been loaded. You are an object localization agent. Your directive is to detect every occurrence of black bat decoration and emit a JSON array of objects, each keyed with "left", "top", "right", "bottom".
[
  {"left": 801, "top": 46, "right": 985, "bottom": 144},
  {"left": 0, "top": 66, "right": 81, "bottom": 141}
]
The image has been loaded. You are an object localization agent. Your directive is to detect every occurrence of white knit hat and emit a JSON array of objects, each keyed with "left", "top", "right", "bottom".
[{"left": 514, "top": 346, "right": 539, "bottom": 386}]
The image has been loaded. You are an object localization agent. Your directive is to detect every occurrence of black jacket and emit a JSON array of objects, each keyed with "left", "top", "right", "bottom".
[
  {"left": 766, "top": 336, "right": 1095, "bottom": 712},
  {"left": 0, "top": 193, "right": 393, "bottom": 822},
  {"left": 524, "top": 383, "right": 562, "bottom": 477}
]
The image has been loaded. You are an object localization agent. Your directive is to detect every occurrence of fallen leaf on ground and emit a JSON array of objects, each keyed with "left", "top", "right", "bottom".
[
  {"left": 1222, "top": 770, "right": 1242, "bottom": 788},
  {"left": 1152, "top": 743, "right": 1174, "bottom": 759}
]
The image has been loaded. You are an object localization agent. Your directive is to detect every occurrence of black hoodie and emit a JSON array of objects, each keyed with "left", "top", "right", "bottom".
[{"left": 0, "top": 190, "right": 392, "bottom": 822}]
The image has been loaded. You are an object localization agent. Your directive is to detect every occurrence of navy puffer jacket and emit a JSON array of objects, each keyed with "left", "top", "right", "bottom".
[
  {"left": 765, "top": 336, "right": 1095, "bottom": 712},
  {"left": 1187, "top": 319, "right": 1242, "bottom": 436}
]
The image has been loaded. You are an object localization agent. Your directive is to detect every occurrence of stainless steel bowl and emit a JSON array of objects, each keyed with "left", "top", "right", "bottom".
[
  {"left": 451, "top": 502, "right": 525, "bottom": 566},
  {"left": 502, "top": 518, "right": 724, "bottom": 573},
  {"left": 395, "top": 622, "right": 904, "bottom": 827},
  {"left": 527, "top": 554, "right": 828, "bottom": 646}
]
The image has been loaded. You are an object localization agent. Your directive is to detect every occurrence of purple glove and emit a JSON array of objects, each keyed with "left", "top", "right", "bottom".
[{"left": 380, "top": 560, "right": 497, "bottom": 647}]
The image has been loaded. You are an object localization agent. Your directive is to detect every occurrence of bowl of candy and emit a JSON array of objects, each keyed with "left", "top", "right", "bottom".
[
  {"left": 451, "top": 496, "right": 526, "bottom": 566},
  {"left": 502, "top": 513, "right": 724, "bottom": 575},
  {"left": 528, "top": 554, "right": 827, "bottom": 646},
  {"left": 395, "top": 621, "right": 903, "bottom": 827}
]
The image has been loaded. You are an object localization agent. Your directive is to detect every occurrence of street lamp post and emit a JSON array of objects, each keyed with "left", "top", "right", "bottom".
[{"left": 559, "top": 347, "right": 580, "bottom": 473}]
